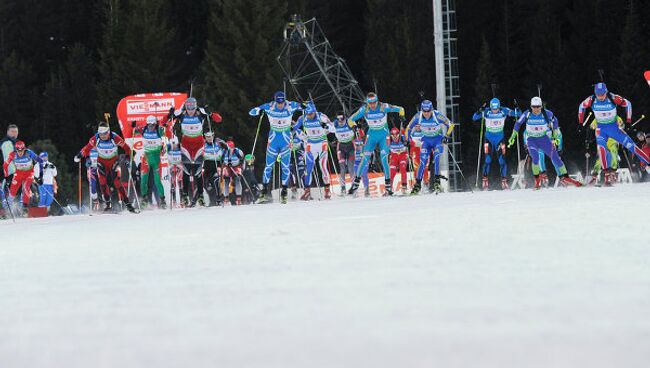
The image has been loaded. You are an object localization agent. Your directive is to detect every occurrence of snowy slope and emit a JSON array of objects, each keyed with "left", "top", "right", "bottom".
[{"left": 1, "top": 184, "right": 650, "bottom": 368}]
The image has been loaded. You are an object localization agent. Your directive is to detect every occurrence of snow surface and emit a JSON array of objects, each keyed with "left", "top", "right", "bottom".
[{"left": 1, "top": 184, "right": 650, "bottom": 368}]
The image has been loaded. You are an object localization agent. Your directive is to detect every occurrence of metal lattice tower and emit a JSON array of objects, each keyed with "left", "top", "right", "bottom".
[
  {"left": 277, "top": 15, "right": 365, "bottom": 116},
  {"left": 433, "top": 0, "right": 462, "bottom": 191}
]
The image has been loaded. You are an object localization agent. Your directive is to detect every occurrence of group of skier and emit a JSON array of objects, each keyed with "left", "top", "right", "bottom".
[
  {"left": 3, "top": 80, "right": 648, "bottom": 217},
  {"left": 0, "top": 124, "right": 59, "bottom": 218},
  {"left": 73, "top": 97, "right": 253, "bottom": 213},
  {"left": 474, "top": 82, "right": 650, "bottom": 189}
]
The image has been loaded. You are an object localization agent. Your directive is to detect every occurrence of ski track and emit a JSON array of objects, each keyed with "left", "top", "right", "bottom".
[{"left": 1, "top": 184, "right": 650, "bottom": 368}]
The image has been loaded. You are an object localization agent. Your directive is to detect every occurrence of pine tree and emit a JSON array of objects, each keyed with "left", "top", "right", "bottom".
[
  {"left": 613, "top": 0, "right": 648, "bottom": 112},
  {"left": 473, "top": 36, "right": 497, "bottom": 109},
  {"left": 42, "top": 43, "right": 97, "bottom": 160},
  {"left": 96, "top": 0, "right": 181, "bottom": 117},
  {"left": 202, "top": 0, "right": 289, "bottom": 160},
  {"left": 0, "top": 52, "right": 39, "bottom": 140},
  {"left": 364, "top": 0, "right": 434, "bottom": 110}
]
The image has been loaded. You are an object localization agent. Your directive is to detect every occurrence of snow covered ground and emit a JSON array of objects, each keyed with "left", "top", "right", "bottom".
[{"left": 1, "top": 183, "right": 650, "bottom": 368}]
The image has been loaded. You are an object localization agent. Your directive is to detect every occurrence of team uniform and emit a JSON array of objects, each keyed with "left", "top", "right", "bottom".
[
  {"left": 249, "top": 92, "right": 302, "bottom": 203},
  {"left": 509, "top": 97, "right": 581, "bottom": 189},
  {"left": 78, "top": 130, "right": 136, "bottom": 212},
  {"left": 3, "top": 145, "right": 43, "bottom": 209},
  {"left": 388, "top": 129, "right": 409, "bottom": 194},
  {"left": 353, "top": 138, "right": 370, "bottom": 197},
  {"left": 289, "top": 134, "right": 306, "bottom": 198},
  {"left": 334, "top": 117, "right": 356, "bottom": 193},
  {"left": 293, "top": 106, "right": 335, "bottom": 200},
  {"left": 167, "top": 145, "right": 184, "bottom": 207},
  {"left": 472, "top": 99, "right": 518, "bottom": 189},
  {"left": 203, "top": 137, "right": 225, "bottom": 206},
  {"left": 578, "top": 83, "right": 650, "bottom": 185},
  {"left": 347, "top": 95, "right": 405, "bottom": 195},
  {"left": 406, "top": 100, "right": 453, "bottom": 194},
  {"left": 137, "top": 119, "right": 171, "bottom": 207},
  {"left": 36, "top": 153, "right": 57, "bottom": 208},
  {"left": 219, "top": 143, "right": 245, "bottom": 205},
  {"left": 407, "top": 125, "right": 428, "bottom": 185}
]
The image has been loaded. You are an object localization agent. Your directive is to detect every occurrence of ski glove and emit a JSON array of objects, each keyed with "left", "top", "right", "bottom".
[
  {"left": 73, "top": 153, "right": 82, "bottom": 163},
  {"left": 507, "top": 131, "right": 518, "bottom": 148}
]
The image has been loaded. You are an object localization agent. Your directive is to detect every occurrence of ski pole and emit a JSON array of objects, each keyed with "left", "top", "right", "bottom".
[
  {"left": 447, "top": 138, "right": 473, "bottom": 193},
  {"left": 2, "top": 186, "right": 15, "bottom": 222},
  {"left": 251, "top": 111, "right": 265, "bottom": 156},
  {"left": 475, "top": 113, "right": 484, "bottom": 188},
  {"left": 631, "top": 114, "right": 646, "bottom": 127},
  {"left": 78, "top": 161, "right": 82, "bottom": 211}
]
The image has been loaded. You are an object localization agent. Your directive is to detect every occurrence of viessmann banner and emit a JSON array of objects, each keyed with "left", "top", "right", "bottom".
[{"left": 116, "top": 92, "right": 187, "bottom": 139}]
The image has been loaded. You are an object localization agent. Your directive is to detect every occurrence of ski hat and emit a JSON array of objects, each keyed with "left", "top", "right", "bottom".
[
  {"left": 305, "top": 102, "right": 317, "bottom": 114},
  {"left": 97, "top": 125, "right": 110, "bottom": 134},
  {"left": 274, "top": 91, "right": 285, "bottom": 103},
  {"left": 204, "top": 131, "right": 214, "bottom": 138},
  {"left": 39, "top": 151, "right": 48, "bottom": 159},
  {"left": 594, "top": 82, "right": 608, "bottom": 96},
  {"left": 184, "top": 97, "right": 197, "bottom": 110},
  {"left": 146, "top": 115, "right": 157, "bottom": 125},
  {"left": 490, "top": 98, "right": 501, "bottom": 110},
  {"left": 15, "top": 140, "right": 25, "bottom": 151},
  {"left": 530, "top": 97, "right": 543, "bottom": 107},
  {"left": 366, "top": 92, "right": 378, "bottom": 104},
  {"left": 226, "top": 140, "right": 235, "bottom": 150},
  {"left": 245, "top": 154, "right": 254, "bottom": 165},
  {"left": 390, "top": 127, "right": 400, "bottom": 135},
  {"left": 421, "top": 100, "right": 433, "bottom": 112}
]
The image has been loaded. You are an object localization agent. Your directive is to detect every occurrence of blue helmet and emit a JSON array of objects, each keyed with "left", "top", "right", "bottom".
[
  {"left": 490, "top": 98, "right": 500, "bottom": 110},
  {"left": 274, "top": 91, "right": 285, "bottom": 103},
  {"left": 594, "top": 82, "right": 608, "bottom": 96},
  {"left": 305, "top": 102, "right": 317, "bottom": 114},
  {"left": 39, "top": 151, "right": 48, "bottom": 159},
  {"left": 421, "top": 100, "right": 433, "bottom": 112}
]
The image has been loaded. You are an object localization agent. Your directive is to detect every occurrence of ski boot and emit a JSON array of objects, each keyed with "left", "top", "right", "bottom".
[
  {"left": 291, "top": 187, "right": 298, "bottom": 200},
  {"left": 533, "top": 175, "right": 542, "bottom": 190},
  {"left": 432, "top": 176, "right": 442, "bottom": 194},
  {"left": 159, "top": 197, "right": 167, "bottom": 209},
  {"left": 410, "top": 179, "right": 422, "bottom": 195},
  {"left": 92, "top": 198, "right": 100, "bottom": 211},
  {"left": 501, "top": 177, "right": 509, "bottom": 190},
  {"left": 587, "top": 172, "right": 598, "bottom": 186},
  {"left": 0, "top": 208, "right": 5, "bottom": 219},
  {"left": 540, "top": 172, "right": 549, "bottom": 188},
  {"left": 348, "top": 177, "right": 361, "bottom": 195},
  {"left": 300, "top": 187, "right": 311, "bottom": 201},
  {"left": 256, "top": 184, "right": 273, "bottom": 204},
  {"left": 383, "top": 179, "right": 393, "bottom": 196},
  {"left": 104, "top": 201, "right": 113, "bottom": 212},
  {"left": 364, "top": 188, "right": 371, "bottom": 197},
  {"left": 280, "top": 186, "right": 288, "bottom": 204},
  {"left": 603, "top": 170, "right": 614, "bottom": 187},
  {"left": 324, "top": 185, "right": 332, "bottom": 200},
  {"left": 482, "top": 176, "right": 489, "bottom": 190},
  {"left": 125, "top": 201, "right": 138, "bottom": 213},
  {"left": 401, "top": 183, "right": 407, "bottom": 195},
  {"left": 560, "top": 174, "right": 583, "bottom": 187},
  {"left": 340, "top": 185, "right": 346, "bottom": 196},
  {"left": 235, "top": 196, "right": 242, "bottom": 205}
]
